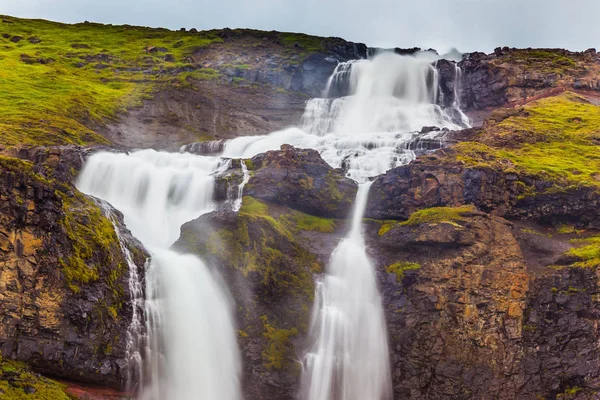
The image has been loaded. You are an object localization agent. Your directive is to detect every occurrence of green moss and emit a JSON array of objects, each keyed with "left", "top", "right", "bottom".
[
  {"left": 260, "top": 315, "right": 298, "bottom": 370},
  {"left": 58, "top": 192, "right": 119, "bottom": 292},
  {"left": 289, "top": 211, "right": 336, "bottom": 233},
  {"left": 556, "top": 224, "right": 577, "bottom": 234},
  {"left": 206, "top": 197, "right": 320, "bottom": 298},
  {"left": 243, "top": 159, "right": 256, "bottom": 171},
  {"left": 453, "top": 93, "right": 600, "bottom": 191},
  {"left": 494, "top": 49, "right": 580, "bottom": 74},
  {"left": 0, "top": 357, "right": 70, "bottom": 400},
  {"left": 401, "top": 205, "right": 476, "bottom": 227},
  {"left": 386, "top": 261, "right": 421, "bottom": 282},
  {"left": 566, "top": 235, "right": 600, "bottom": 268},
  {"left": 0, "top": 15, "right": 222, "bottom": 146}
]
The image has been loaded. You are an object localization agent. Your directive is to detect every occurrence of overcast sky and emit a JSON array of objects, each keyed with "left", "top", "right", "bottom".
[{"left": 1, "top": 0, "right": 598, "bottom": 53}]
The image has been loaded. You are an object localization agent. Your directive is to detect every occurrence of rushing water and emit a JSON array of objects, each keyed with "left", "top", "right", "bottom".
[
  {"left": 221, "top": 52, "right": 468, "bottom": 182},
  {"left": 76, "top": 151, "right": 241, "bottom": 400},
  {"left": 75, "top": 51, "right": 467, "bottom": 399},
  {"left": 302, "top": 183, "right": 391, "bottom": 400}
]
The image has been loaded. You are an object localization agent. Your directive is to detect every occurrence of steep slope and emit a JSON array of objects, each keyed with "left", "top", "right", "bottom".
[{"left": 0, "top": 15, "right": 365, "bottom": 150}]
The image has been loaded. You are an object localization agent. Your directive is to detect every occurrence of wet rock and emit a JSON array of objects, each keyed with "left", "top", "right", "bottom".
[
  {"left": 366, "top": 149, "right": 600, "bottom": 227},
  {"left": 0, "top": 148, "right": 148, "bottom": 389},
  {"left": 27, "top": 36, "right": 41, "bottom": 44},
  {"left": 246, "top": 144, "right": 358, "bottom": 218},
  {"left": 10, "top": 35, "right": 22, "bottom": 43}
]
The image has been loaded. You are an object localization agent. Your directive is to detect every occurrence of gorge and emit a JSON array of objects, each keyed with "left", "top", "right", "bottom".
[{"left": 1, "top": 14, "right": 600, "bottom": 400}]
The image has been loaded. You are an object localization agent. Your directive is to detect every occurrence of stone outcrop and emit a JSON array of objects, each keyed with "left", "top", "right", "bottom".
[
  {"left": 457, "top": 48, "right": 600, "bottom": 113},
  {"left": 366, "top": 148, "right": 600, "bottom": 227},
  {"left": 245, "top": 144, "right": 358, "bottom": 218},
  {"left": 0, "top": 148, "right": 147, "bottom": 389},
  {"left": 174, "top": 201, "right": 334, "bottom": 400}
]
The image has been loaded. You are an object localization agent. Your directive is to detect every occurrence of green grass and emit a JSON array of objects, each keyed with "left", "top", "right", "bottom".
[
  {"left": 0, "top": 14, "right": 222, "bottom": 146},
  {"left": 453, "top": 92, "right": 600, "bottom": 189},
  {"left": 495, "top": 49, "right": 580, "bottom": 74},
  {"left": 288, "top": 211, "right": 336, "bottom": 233}
]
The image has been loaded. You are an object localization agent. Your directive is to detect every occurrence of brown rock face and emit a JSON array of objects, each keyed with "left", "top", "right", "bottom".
[
  {"left": 455, "top": 48, "right": 600, "bottom": 122},
  {"left": 0, "top": 149, "right": 147, "bottom": 389},
  {"left": 368, "top": 212, "right": 530, "bottom": 398},
  {"left": 246, "top": 144, "right": 358, "bottom": 218},
  {"left": 366, "top": 149, "right": 600, "bottom": 228}
]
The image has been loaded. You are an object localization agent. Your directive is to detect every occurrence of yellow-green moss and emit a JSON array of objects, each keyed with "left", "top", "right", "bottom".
[
  {"left": 493, "top": 49, "right": 580, "bottom": 75},
  {"left": 0, "top": 15, "right": 222, "bottom": 146},
  {"left": 386, "top": 261, "right": 421, "bottom": 282},
  {"left": 243, "top": 158, "right": 256, "bottom": 171},
  {"left": 206, "top": 196, "right": 320, "bottom": 298},
  {"left": 453, "top": 93, "right": 600, "bottom": 191},
  {"left": 0, "top": 357, "right": 70, "bottom": 400},
  {"left": 58, "top": 192, "right": 119, "bottom": 293},
  {"left": 288, "top": 210, "right": 336, "bottom": 233},
  {"left": 567, "top": 235, "right": 600, "bottom": 268},
  {"left": 401, "top": 205, "right": 476, "bottom": 227},
  {"left": 260, "top": 315, "right": 298, "bottom": 370}
]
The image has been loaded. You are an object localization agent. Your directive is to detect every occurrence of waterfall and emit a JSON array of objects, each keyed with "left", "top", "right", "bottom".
[
  {"left": 302, "top": 183, "right": 391, "bottom": 400},
  {"left": 221, "top": 51, "right": 469, "bottom": 182},
  {"left": 72, "top": 51, "right": 469, "bottom": 400},
  {"left": 232, "top": 161, "right": 250, "bottom": 212},
  {"left": 76, "top": 150, "right": 242, "bottom": 400},
  {"left": 95, "top": 199, "right": 146, "bottom": 392}
]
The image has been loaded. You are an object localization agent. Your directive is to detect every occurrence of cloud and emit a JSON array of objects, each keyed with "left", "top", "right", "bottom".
[{"left": 0, "top": 0, "right": 598, "bottom": 52}]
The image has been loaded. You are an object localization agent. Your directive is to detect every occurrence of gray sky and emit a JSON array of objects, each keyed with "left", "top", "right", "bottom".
[{"left": 1, "top": 0, "right": 599, "bottom": 53}]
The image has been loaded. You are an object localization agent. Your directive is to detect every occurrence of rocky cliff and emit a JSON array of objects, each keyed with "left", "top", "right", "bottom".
[
  {"left": 2, "top": 13, "right": 600, "bottom": 400},
  {"left": 0, "top": 146, "right": 148, "bottom": 392},
  {"left": 173, "top": 89, "right": 600, "bottom": 399}
]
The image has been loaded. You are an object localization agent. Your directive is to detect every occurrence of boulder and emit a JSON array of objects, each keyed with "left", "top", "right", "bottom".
[{"left": 246, "top": 144, "right": 358, "bottom": 218}]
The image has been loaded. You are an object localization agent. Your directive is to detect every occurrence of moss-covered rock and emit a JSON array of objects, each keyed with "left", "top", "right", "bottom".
[
  {"left": 367, "top": 93, "right": 600, "bottom": 228},
  {"left": 0, "top": 149, "right": 147, "bottom": 389},
  {"left": 0, "top": 356, "right": 70, "bottom": 399},
  {"left": 246, "top": 144, "right": 358, "bottom": 218},
  {"left": 174, "top": 196, "right": 335, "bottom": 399}
]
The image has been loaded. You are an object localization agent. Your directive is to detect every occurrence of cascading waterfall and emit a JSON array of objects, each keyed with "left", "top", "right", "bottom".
[
  {"left": 95, "top": 199, "right": 146, "bottom": 392},
  {"left": 302, "top": 182, "right": 391, "bottom": 400},
  {"left": 76, "top": 150, "right": 241, "bottom": 400},
  {"left": 218, "top": 51, "right": 469, "bottom": 400},
  {"left": 73, "top": 51, "right": 468, "bottom": 400},
  {"left": 221, "top": 51, "right": 469, "bottom": 182},
  {"left": 232, "top": 161, "right": 250, "bottom": 212}
]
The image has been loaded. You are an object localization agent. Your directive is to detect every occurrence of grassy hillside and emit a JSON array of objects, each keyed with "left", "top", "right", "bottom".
[
  {"left": 452, "top": 91, "right": 600, "bottom": 190},
  {"left": 0, "top": 15, "right": 227, "bottom": 146},
  {"left": 0, "top": 15, "right": 341, "bottom": 148}
]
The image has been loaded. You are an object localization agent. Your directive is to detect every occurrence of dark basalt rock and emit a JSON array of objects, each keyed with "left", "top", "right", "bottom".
[
  {"left": 0, "top": 147, "right": 148, "bottom": 389},
  {"left": 366, "top": 149, "right": 600, "bottom": 228},
  {"left": 246, "top": 144, "right": 358, "bottom": 218}
]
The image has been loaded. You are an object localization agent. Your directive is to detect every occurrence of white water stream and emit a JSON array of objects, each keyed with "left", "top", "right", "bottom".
[
  {"left": 77, "top": 151, "right": 241, "bottom": 400},
  {"left": 76, "top": 51, "right": 467, "bottom": 399}
]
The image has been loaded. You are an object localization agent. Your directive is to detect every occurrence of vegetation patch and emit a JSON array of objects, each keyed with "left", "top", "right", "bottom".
[
  {"left": 205, "top": 196, "right": 321, "bottom": 297},
  {"left": 493, "top": 49, "right": 581, "bottom": 75},
  {"left": 386, "top": 261, "right": 421, "bottom": 282},
  {"left": 0, "top": 355, "right": 70, "bottom": 399},
  {"left": 58, "top": 192, "right": 123, "bottom": 295},
  {"left": 400, "top": 205, "right": 476, "bottom": 227},
  {"left": 452, "top": 93, "right": 600, "bottom": 191},
  {"left": 260, "top": 315, "right": 299, "bottom": 370},
  {"left": 567, "top": 235, "right": 600, "bottom": 268},
  {"left": 0, "top": 15, "right": 222, "bottom": 146},
  {"left": 287, "top": 210, "right": 336, "bottom": 233}
]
